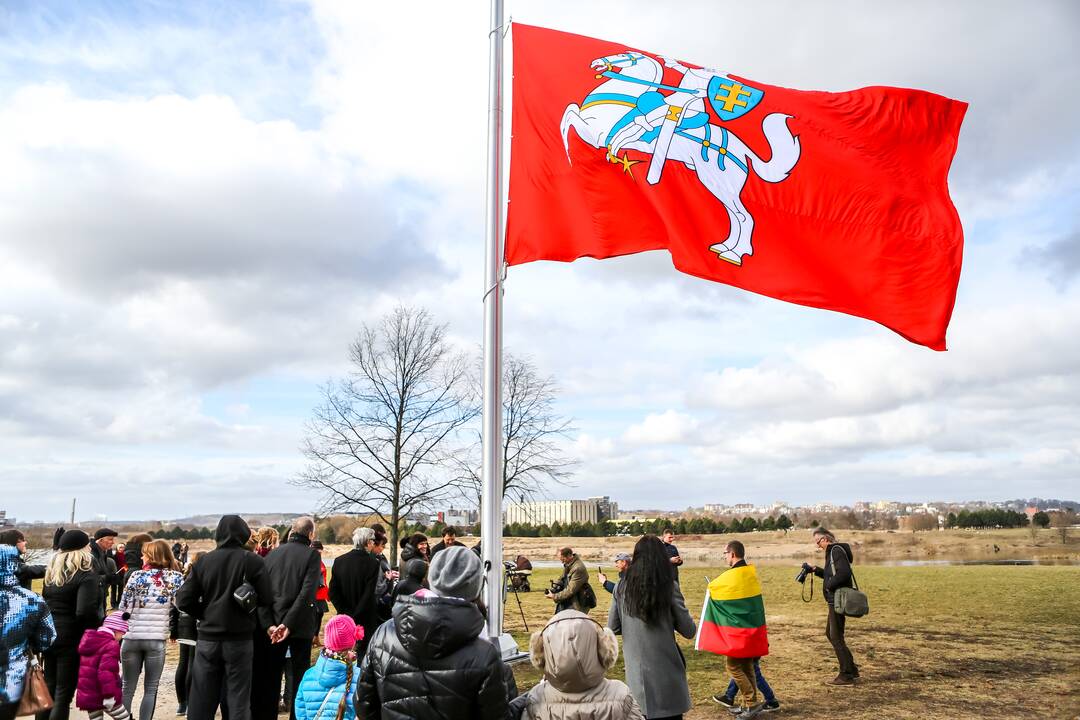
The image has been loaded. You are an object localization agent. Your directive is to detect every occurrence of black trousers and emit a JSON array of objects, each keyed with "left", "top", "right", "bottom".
[
  {"left": 250, "top": 631, "right": 313, "bottom": 720},
  {"left": 0, "top": 703, "right": 19, "bottom": 720},
  {"left": 187, "top": 638, "right": 253, "bottom": 720},
  {"left": 826, "top": 605, "right": 859, "bottom": 677},
  {"left": 37, "top": 644, "right": 79, "bottom": 720},
  {"left": 174, "top": 643, "right": 195, "bottom": 704},
  {"left": 109, "top": 575, "right": 124, "bottom": 608}
]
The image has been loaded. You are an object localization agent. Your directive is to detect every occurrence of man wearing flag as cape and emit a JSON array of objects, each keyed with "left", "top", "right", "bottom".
[{"left": 697, "top": 540, "right": 770, "bottom": 718}]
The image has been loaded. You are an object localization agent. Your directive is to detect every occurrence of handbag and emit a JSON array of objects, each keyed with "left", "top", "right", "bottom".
[
  {"left": 16, "top": 655, "right": 53, "bottom": 716},
  {"left": 233, "top": 573, "right": 258, "bottom": 614},
  {"left": 829, "top": 546, "right": 869, "bottom": 618}
]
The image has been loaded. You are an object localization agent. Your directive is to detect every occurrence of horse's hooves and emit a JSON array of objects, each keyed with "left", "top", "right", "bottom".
[{"left": 709, "top": 245, "right": 742, "bottom": 266}]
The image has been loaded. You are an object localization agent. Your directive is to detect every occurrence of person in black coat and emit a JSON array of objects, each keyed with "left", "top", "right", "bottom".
[
  {"left": 809, "top": 527, "right": 860, "bottom": 684},
  {"left": 391, "top": 558, "right": 427, "bottom": 603},
  {"left": 0, "top": 529, "right": 46, "bottom": 591},
  {"left": 250, "top": 518, "right": 321, "bottom": 720},
  {"left": 175, "top": 515, "right": 273, "bottom": 720},
  {"left": 37, "top": 530, "right": 104, "bottom": 720},
  {"left": 356, "top": 546, "right": 510, "bottom": 720},
  {"left": 328, "top": 527, "right": 381, "bottom": 658}
]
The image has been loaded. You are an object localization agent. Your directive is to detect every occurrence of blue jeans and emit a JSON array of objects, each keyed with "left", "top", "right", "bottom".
[
  {"left": 121, "top": 639, "right": 166, "bottom": 720},
  {"left": 725, "top": 659, "right": 775, "bottom": 703}
]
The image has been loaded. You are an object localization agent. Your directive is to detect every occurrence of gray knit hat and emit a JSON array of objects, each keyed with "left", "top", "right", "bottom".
[{"left": 428, "top": 545, "right": 482, "bottom": 600}]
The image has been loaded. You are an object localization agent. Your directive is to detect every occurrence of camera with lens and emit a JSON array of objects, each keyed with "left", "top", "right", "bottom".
[
  {"left": 795, "top": 562, "right": 814, "bottom": 584},
  {"left": 549, "top": 578, "right": 566, "bottom": 594}
]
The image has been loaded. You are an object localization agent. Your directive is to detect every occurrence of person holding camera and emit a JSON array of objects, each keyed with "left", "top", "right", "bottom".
[
  {"left": 545, "top": 547, "right": 595, "bottom": 614},
  {"left": 804, "top": 527, "right": 859, "bottom": 685},
  {"left": 597, "top": 553, "right": 631, "bottom": 594}
]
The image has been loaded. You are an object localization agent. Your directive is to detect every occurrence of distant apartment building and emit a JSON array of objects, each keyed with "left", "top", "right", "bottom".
[
  {"left": 435, "top": 508, "right": 478, "bottom": 527},
  {"left": 0, "top": 510, "right": 12, "bottom": 528},
  {"left": 587, "top": 496, "right": 619, "bottom": 521},
  {"left": 505, "top": 499, "right": 599, "bottom": 526}
]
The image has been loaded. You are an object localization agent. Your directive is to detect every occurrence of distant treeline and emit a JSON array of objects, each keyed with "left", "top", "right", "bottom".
[
  {"left": 945, "top": 509, "right": 1030, "bottom": 529},
  {"left": 497, "top": 515, "right": 795, "bottom": 538}
]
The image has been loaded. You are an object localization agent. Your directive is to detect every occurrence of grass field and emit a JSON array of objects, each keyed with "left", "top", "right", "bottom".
[
  {"left": 505, "top": 564, "right": 1080, "bottom": 720},
  {"left": 34, "top": 530, "right": 1080, "bottom": 719}
]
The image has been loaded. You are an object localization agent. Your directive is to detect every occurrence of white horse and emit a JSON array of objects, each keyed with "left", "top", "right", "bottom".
[{"left": 560, "top": 52, "right": 801, "bottom": 265}]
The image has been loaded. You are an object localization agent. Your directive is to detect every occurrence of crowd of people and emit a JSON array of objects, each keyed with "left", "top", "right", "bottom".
[{"left": 0, "top": 521, "right": 859, "bottom": 720}]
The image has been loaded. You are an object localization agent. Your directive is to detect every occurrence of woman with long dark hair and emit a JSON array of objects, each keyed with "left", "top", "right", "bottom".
[{"left": 608, "top": 535, "right": 695, "bottom": 720}]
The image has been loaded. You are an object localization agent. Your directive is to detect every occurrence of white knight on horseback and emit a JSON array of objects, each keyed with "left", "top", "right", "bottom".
[{"left": 560, "top": 51, "right": 801, "bottom": 265}]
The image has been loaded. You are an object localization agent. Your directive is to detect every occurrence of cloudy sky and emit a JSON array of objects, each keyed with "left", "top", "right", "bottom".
[{"left": 2, "top": 1, "right": 1078, "bottom": 523}]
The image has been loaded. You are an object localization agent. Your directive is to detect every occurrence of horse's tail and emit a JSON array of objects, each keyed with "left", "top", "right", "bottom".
[
  {"left": 560, "top": 104, "right": 581, "bottom": 164},
  {"left": 744, "top": 112, "right": 800, "bottom": 183}
]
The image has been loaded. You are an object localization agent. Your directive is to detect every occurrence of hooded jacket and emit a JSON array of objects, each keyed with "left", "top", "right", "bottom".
[
  {"left": 510, "top": 610, "right": 644, "bottom": 720},
  {"left": 355, "top": 593, "right": 509, "bottom": 720},
  {"left": 391, "top": 559, "right": 427, "bottom": 603},
  {"left": 0, "top": 546, "right": 57, "bottom": 705},
  {"left": 258, "top": 533, "right": 321, "bottom": 639},
  {"left": 294, "top": 651, "right": 360, "bottom": 720},
  {"left": 174, "top": 515, "right": 273, "bottom": 640},
  {"left": 75, "top": 629, "right": 122, "bottom": 710},
  {"left": 813, "top": 542, "right": 854, "bottom": 603}
]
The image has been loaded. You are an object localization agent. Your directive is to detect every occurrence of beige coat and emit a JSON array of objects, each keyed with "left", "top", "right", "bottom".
[{"left": 513, "top": 610, "right": 644, "bottom": 720}]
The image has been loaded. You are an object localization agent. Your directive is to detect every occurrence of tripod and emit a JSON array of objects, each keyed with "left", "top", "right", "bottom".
[{"left": 503, "top": 563, "right": 530, "bottom": 632}]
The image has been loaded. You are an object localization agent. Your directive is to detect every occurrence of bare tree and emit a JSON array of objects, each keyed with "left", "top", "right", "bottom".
[
  {"left": 294, "top": 307, "right": 476, "bottom": 563},
  {"left": 457, "top": 354, "right": 578, "bottom": 508}
]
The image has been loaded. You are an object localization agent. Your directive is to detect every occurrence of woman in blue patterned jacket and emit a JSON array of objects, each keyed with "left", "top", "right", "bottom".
[{"left": 1, "top": 544, "right": 58, "bottom": 720}]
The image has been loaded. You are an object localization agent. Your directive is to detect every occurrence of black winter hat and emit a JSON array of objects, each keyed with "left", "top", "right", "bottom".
[
  {"left": 94, "top": 528, "right": 119, "bottom": 540},
  {"left": 59, "top": 530, "right": 91, "bottom": 552}
]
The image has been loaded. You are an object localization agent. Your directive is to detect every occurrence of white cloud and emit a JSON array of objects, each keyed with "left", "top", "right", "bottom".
[{"left": 2, "top": 0, "right": 1080, "bottom": 520}]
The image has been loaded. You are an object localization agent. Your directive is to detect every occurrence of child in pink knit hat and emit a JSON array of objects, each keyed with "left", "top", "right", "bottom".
[{"left": 293, "top": 616, "right": 364, "bottom": 720}]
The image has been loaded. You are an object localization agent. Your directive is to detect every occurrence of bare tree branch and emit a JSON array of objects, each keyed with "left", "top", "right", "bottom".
[
  {"left": 293, "top": 306, "right": 475, "bottom": 563},
  {"left": 454, "top": 353, "right": 579, "bottom": 508}
]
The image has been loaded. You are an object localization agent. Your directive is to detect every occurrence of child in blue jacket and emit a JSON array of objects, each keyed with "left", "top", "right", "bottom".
[{"left": 294, "top": 615, "right": 363, "bottom": 720}]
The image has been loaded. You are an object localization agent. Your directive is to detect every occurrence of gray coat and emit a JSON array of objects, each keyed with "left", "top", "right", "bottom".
[{"left": 607, "top": 582, "right": 696, "bottom": 718}]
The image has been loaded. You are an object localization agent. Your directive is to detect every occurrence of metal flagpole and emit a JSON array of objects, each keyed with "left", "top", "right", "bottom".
[{"left": 481, "top": 0, "right": 515, "bottom": 655}]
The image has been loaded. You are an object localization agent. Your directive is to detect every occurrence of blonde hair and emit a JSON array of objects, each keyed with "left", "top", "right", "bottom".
[
  {"left": 142, "top": 539, "right": 179, "bottom": 570},
  {"left": 254, "top": 527, "right": 279, "bottom": 550},
  {"left": 45, "top": 547, "right": 93, "bottom": 586}
]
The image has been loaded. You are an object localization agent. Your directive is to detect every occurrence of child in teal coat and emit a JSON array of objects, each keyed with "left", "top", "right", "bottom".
[{"left": 294, "top": 615, "right": 363, "bottom": 720}]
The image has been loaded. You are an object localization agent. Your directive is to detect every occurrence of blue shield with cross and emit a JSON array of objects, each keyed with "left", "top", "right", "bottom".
[{"left": 707, "top": 76, "right": 763, "bottom": 121}]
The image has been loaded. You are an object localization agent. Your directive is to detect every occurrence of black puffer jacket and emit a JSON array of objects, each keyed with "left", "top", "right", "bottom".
[
  {"left": 174, "top": 515, "right": 273, "bottom": 640},
  {"left": 355, "top": 593, "right": 509, "bottom": 720},
  {"left": 813, "top": 542, "right": 854, "bottom": 603}
]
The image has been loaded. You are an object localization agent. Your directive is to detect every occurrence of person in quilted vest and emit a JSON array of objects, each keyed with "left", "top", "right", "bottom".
[
  {"left": 75, "top": 613, "right": 129, "bottom": 720},
  {"left": 354, "top": 545, "right": 511, "bottom": 720},
  {"left": 509, "top": 610, "right": 643, "bottom": 720},
  {"left": 293, "top": 615, "right": 362, "bottom": 720},
  {"left": 118, "top": 541, "right": 184, "bottom": 720},
  {"left": 0, "top": 545, "right": 57, "bottom": 720}
]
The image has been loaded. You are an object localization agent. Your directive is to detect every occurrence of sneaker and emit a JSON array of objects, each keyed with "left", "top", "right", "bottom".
[
  {"left": 176, "top": 704, "right": 187, "bottom": 716},
  {"left": 827, "top": 673, "right": 856, "bottom": 686},
  {"left": 736, "top": 702, "right": 767, "bottom": 719},
  {"left": 727, "top": 707, "right": 743, "bottom": 716},
  {"left": 712, "top": 695, "right": 737, "bottom": 708},
  {"left": 761, "top": 700, "right": 781, "bottom": 713}
]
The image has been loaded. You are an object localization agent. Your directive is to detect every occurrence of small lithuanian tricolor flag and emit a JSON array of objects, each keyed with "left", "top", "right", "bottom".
[{"left": 695, "top": 564, "right": 769, "bottom": 658}]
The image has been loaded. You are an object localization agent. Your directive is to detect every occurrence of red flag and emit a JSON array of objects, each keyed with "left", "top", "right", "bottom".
[{"left": 505, "top": 24, "right": 967, "bottom": 350}]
